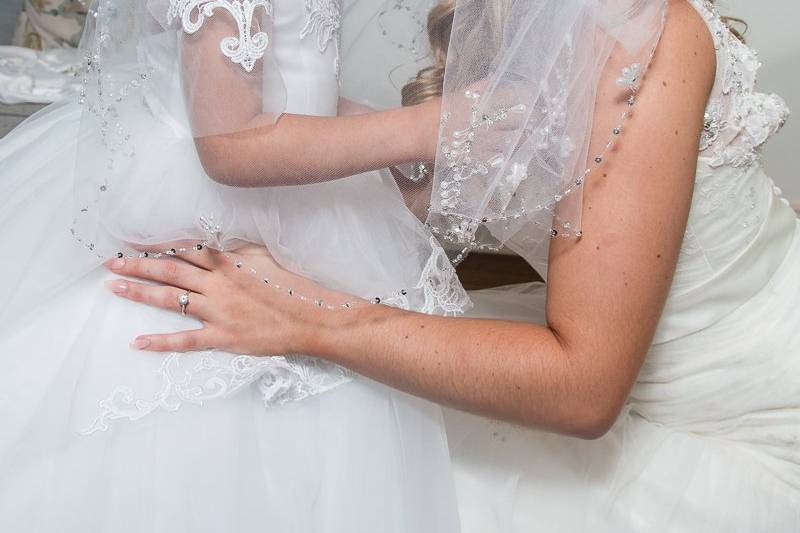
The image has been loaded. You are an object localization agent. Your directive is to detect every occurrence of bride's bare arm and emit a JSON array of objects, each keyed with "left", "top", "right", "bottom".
[
  {"left": 111, "top": 1, "right": 714, "bottom": 439},
  {"left": 181, "top": 11, "right": 438, "bottom": 187}
]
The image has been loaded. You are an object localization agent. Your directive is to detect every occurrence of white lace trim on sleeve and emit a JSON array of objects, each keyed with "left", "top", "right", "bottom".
[{"left": 167, "top": 0, "right": 273, "bottom": 72}]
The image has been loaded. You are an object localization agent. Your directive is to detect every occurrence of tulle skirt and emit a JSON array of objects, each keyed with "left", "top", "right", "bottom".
[
  {"left": 0, "top": 102, "right": 462, "bottom": 532},
  {"left": 447, "top": 224, "right": 800, "bottom": 532}
]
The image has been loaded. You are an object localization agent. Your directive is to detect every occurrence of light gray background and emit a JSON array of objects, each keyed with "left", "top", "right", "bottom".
[{"left": 0, "top": 1, "right": 22, "bottom": 45}]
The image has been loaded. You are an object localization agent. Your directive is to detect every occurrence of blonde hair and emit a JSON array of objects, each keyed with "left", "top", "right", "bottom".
[
  {"left": 401, "top": 1, "right": 511, "bottom": 107},
  {"left": 400, "top": 0, "right": 454, "bottom": 107},
  {"left": 402, "top": 0, "right": 745, "bottom": 107}
]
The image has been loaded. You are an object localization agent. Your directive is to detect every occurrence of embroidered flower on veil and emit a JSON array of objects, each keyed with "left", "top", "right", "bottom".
[{"left": 616, "top": 63, "right": 642, "bottom": 89}]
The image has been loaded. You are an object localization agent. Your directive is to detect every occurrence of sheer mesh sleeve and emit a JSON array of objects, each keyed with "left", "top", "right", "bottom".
[{"left": 166, "top": 0, "right": 286, "bottom": 137}]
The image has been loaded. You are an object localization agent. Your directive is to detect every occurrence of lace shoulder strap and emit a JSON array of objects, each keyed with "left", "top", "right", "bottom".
[{"left": 167, "top": 0, "right": 274, "bottom": 72}]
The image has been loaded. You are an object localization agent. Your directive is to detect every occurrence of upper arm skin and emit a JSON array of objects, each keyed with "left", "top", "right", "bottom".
[{"left": 544, "top": 0, "right": 716, "bottom": 431}]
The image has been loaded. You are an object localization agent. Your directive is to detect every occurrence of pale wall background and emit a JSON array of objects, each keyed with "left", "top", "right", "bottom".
[
  {"left": 0, "top": 1, "right": 22, "bottom": 44},
  {"left": 721, "top": 0, "right": 799, "bottom": 204}
]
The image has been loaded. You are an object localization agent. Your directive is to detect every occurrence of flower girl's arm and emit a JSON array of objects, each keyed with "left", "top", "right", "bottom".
[
  {"left": 180, "top": 12, "right": 438, "bottom": 187},
  {"left": 193, "top": 104, "right": 439, "bottom": 187}
]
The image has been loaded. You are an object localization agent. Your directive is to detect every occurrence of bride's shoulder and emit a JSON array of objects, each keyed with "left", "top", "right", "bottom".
[{"left": 654, "top": 0, "right": 717, "bottom": 94}]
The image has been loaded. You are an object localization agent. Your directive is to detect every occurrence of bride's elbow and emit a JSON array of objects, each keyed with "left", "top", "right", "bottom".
[
  {"left": 570, "top": 404, "right": 621, "bottom": 440},
  {"left": 562, "top": 390, "right": 628, "bottom": 441},
  {"left": 514, "top": 394, "right": 623, "bottom": 440}
]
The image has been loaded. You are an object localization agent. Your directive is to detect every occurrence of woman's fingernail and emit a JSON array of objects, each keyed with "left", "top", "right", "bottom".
[
  {"left": 130, "top": 338, "right": 151, "bottom": 350},
  {"left": 104, "top": 280, "right": 128, "bottom": 294},
  {"left": 107, "top": 258, "right": 125, "bottom": 271}
]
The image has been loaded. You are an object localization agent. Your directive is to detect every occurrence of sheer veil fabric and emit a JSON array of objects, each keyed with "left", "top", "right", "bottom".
[{"left": 427, "top": 0, "right": 668, "bottom": 273}]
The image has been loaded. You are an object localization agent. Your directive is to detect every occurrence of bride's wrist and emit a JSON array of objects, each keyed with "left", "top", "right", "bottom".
[
  {"left": 298, "top": 297, "right": 366, "bottom": 360},
  {"left": 304, "top": 301, "right": 388, "bottom": 367}
]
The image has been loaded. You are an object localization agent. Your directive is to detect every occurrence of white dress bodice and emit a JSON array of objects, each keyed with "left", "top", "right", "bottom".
[
  {"left": 655, "top": 0, "right": 793, "bottom": 342},
  {"left": 629, "top": 0, "right": 800, "bottom": 489}
]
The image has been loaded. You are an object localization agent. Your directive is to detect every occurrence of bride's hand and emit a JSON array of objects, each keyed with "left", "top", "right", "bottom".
[{"left": 103, "top": 244, "right": 354, "bottom": 356}]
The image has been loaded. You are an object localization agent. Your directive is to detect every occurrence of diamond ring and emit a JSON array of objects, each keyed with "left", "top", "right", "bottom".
[{"left": 178, "top": 292, "right": 191, "bottom": 316}]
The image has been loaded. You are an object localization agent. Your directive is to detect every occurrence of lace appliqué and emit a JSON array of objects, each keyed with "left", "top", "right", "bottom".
[
  {"left": 383, "top": 237, "right": 470, "bottom": 315},
  {"left": 167, "top": 0, "right": 273, "bottom": 72},
  {"left": 81, "top": 353, "right": 354, "bottom": 434},
  {"left": 693, "top": 0, "right": 791, "bottom": 169},
  {"left": 700, "top": 101, "right": 725, "bottom": 151},
  {"left": 708, "top": 92, "right": 790, "bottom": 169},
  {"left": 300, "top": 0, "right": 342, "bottom": 77}
]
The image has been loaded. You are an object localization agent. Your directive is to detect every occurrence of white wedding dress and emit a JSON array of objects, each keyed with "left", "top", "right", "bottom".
[
  {"left": 446, "top": 1, "right": 800, "bottom": 531},
  {"left": 0, "top": 1, "right": 466, "bottom": 531}
]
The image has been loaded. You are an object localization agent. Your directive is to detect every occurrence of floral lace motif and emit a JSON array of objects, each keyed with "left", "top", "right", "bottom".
[
  {"left": 300, "top": 0, "right": 342, "bottom": 77},
  {"left": 692, "top": 0, "right": 790, "bottom": 169},
  {"left": 414, "top": 237, "right": 471, "bottom": 315},
  {"left": 80, "top": 353, "right": 353, "bottom": 435},
  {"left": 167, "top": 0, "right": 273, "bottom": 72}
]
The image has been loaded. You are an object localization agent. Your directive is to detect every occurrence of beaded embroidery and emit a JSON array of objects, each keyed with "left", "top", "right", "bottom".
[{"left": 691, "top": 0, "right": 790, "bottom": 169}]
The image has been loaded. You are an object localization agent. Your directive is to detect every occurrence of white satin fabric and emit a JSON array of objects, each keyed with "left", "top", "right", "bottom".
[{"left": 445, "top": 1, "right": 799, "bottom": 531}]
